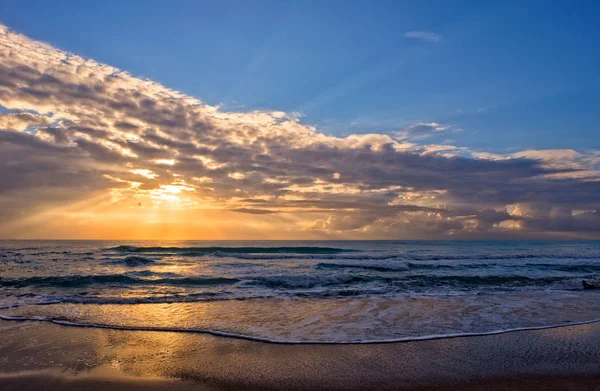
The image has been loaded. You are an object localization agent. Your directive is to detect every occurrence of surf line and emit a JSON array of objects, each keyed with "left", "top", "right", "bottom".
[{"left": 2, "top": 309, "right": 600, "bottom": 345}]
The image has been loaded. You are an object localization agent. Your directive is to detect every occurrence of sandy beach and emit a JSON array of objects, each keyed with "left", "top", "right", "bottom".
[{"left": 1, "top": 319, "right": 600, "bottom": 390}]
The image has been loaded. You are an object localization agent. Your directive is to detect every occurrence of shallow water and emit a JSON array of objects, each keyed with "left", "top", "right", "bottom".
[{"left": 1, "top": 240, "right": 600, "bottom": 342}]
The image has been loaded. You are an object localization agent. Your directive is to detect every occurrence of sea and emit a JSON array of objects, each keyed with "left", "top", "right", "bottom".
[{"left": 1, "top": 240, "right": 600, "bottom": 343}]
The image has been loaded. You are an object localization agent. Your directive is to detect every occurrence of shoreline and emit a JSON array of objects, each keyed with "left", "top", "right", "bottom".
[
  {"left": 2, "top": 319, "right": 600, "bottom": 390},
  {"left": 4, "top": 311, "right": 600, "bottom": 345}
]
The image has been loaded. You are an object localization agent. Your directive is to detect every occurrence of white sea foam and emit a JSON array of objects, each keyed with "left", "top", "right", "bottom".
[
  {"left": 3, "top": 292, "right": 600, "bottom": 343},
  {"left": 2, "top": 310, "right": 600, "bottom": 345}
]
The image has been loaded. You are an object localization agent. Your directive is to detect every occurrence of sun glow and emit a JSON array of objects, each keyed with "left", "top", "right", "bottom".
[
  {"left": 148, "top": 184, "right": 195, "bottom": 203},
  {"left": 131, "top": 169, "right": 158, "bottom": 179},
  {"left": 154, "top": 159, "right": 176, "bottom": 166}
]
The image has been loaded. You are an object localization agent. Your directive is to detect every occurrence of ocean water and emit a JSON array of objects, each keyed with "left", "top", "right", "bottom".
[{"left": 1, "top": 240, "right": 600, "bottom": 343}]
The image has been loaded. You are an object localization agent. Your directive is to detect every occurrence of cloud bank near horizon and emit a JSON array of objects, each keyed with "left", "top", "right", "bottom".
[{"left": 0, "top": 24, "right": 599, "bottom": 239}]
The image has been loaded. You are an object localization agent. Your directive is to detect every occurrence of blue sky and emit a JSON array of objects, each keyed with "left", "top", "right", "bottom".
[
  {"left": 1, "top": 0, "right": 599, "bottom": 151},
  {"left": 1, "top": 2, "right": 600, "bottom": 239}
]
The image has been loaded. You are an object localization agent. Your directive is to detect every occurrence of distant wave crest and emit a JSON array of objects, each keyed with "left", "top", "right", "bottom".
[{"left": 108, "top": 245, "right": 360, "bottom": 255}]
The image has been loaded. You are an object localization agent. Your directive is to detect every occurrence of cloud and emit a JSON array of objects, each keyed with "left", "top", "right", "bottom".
[
  {"left": 0, "top": 112, "right": 54, "bottom": 131},
  {"left": 393, "top": 122, "right": 453, "bottom": 141},
  {"left": 229, "top": 208, "right": 277, "bottom": 215},
  {"left": 403, "top": 31, "right": 443, "bottom": 43},
  {"left": 0, "top": 24, "right": 599, "bottom": 239}
]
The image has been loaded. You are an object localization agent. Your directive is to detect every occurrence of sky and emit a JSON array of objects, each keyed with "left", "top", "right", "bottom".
[{"left": 0, "top": 1, "right": 599, "bottom": 239}]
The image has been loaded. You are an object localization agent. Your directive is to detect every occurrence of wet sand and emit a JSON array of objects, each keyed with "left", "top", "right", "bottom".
[{"left": 1, "top": 319, "right": 600, "bottom": 390}]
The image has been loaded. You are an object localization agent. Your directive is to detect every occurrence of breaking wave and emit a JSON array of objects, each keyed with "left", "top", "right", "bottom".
[
  {"left": 108, "top": 255, "right": 157, "bottom": 266},
  {"left": 0, "top": 275, "right": 240, "bottom": 288},
  {"left": 3, "top": 271, "right": 600, "bottom": 292}
]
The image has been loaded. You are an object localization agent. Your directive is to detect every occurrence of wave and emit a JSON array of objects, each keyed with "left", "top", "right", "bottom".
[
  {"left": 317, "top": 261, "right": 411, "bottom": 272},
  {"left": 108, "top": 255, "right": 156, "bottom": 266},
  {"left": 151, "top": 251, "right": 599, "bottom": 262},
  {"left": 5, "top": 272, "right": 597, "bottom": 292},
  {"left": 108, "top": 245, "right": 359, "bottom": 255},
  {"left": 398, "top": 262, "right": 600, "bottom": 273},
  {"left": 218, "top": 252, "right": 599, "bottom": 261},
  {"left": 3, "top": 270, "right": 599, "bottom": 293},
  {"left": 213, "top": 253, "right": 404, "bottom": 260},
  {"left": 245, "top": 273, "right": 372, "bottom": 289},
  {"left": 392, "top": 275, "right": 600, "bottom": 291},
  {"left": 245, "top": 273, "right": 600, "bottom": 291},
  {"left": 2, "top": 292, "right": 271, "bottom": 305},
  {"left": 2, "top": 311, "right": 600, "bottom": 345},
  {"left": 404, "top": 253, "right": 600, "bottom": 261},
  {"left": 0, "top": 274, "right": 240, "bottom": 288},
  {"left": 522, "top": 263, "right": 600, "bottom": 273}
]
